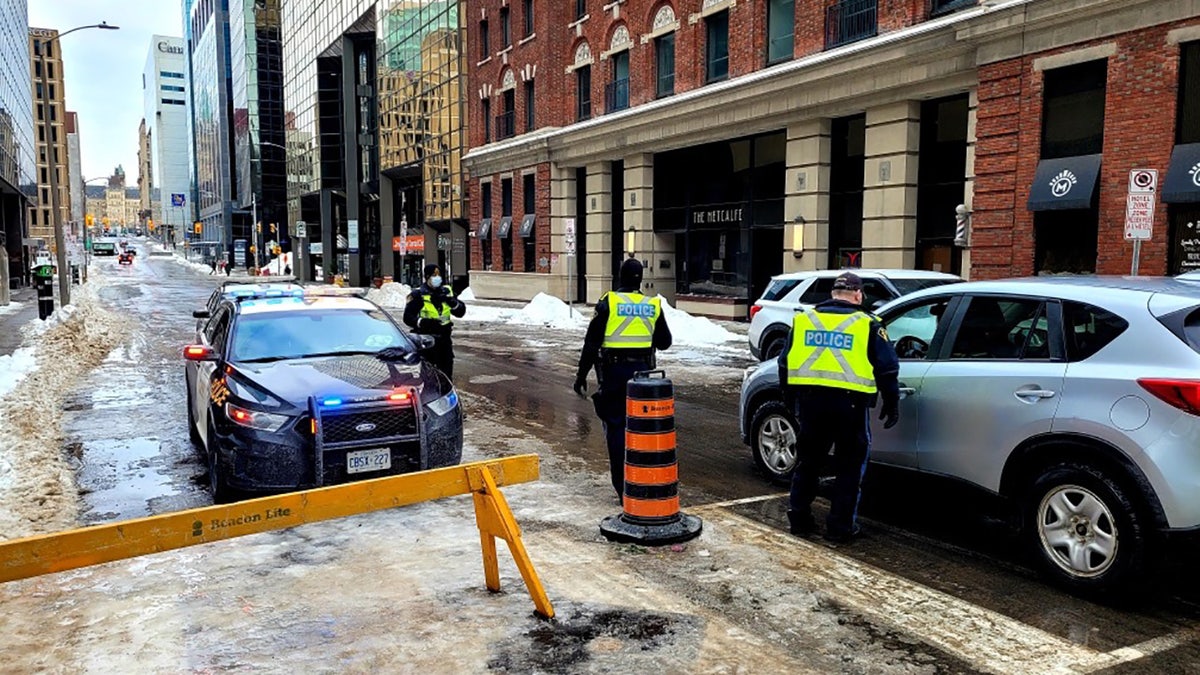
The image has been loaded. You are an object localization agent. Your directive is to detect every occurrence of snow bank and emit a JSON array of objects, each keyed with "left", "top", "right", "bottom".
[
  {"left": 461, "top": 292, "right": 586, "bottom": 330},
  {"left": 458, "top": 287, "right": 476, "bottom": 302},
  {"left": 366, "top": 282, "right": 412, "bottom": 308},
  {"left": 0, "top": 301, "right": 22, "bottom": 317},
  {"left": 657, "top": 295, "right": 741, "bottom": 345},
  {"left": 0, "top": 347, "right": 37, "bottom": 399},
  {"left": 0, "top": 282, "right": 125, "bottom": 539}
]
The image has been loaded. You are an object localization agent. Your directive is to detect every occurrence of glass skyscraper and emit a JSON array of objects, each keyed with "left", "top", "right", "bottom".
[{"left": 0, "top": 0, "right": 36, "bottom": 286}]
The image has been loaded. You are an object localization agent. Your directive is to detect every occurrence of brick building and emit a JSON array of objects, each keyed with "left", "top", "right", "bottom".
[{"left": 463, "top": 0, "right": 1200, "bottom": 317}]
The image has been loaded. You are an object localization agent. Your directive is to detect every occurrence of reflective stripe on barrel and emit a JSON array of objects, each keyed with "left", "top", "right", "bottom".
[{"left": 623, "top": 374, "right": 680, "bottom": 523}]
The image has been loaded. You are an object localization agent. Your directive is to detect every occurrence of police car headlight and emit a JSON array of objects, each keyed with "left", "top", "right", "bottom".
[
  {"left": 426, "top": 389, "right": 459, "bottom": 416},
  {"left": 225, "top": 402, "right": 291, "bottom": 432}
]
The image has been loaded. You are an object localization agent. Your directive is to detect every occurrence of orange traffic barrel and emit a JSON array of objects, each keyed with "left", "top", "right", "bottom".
[{"left": 600, "top": 371, "right": 702, "bottom": 545}]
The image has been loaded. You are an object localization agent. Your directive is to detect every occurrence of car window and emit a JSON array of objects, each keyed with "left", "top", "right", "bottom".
[
  {"left": 950, "top": 297, "right": 1047, "bottom": 360},
  {"left": 861, "top": 279, "right": 892, "bottom": 309},
  {"left": 206, "top": 309, "right": 232, "bottom": 355},
  {"left": 761, "top": 279, "right": 802, "bottom": 302},
  {"left": 799, "top": 278, "right": 834, "bottom": 305},
  {"left": 229, "top": 309, "right": 410, "bottom": 362},
  {"left": 1063, "top": 301, "right": 1127, "bottom": 361},
  {"left": 883, "top": 297, "right": 953, "bottom": 360}
]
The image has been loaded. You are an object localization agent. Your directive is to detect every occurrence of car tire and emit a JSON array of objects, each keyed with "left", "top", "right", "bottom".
[
  {"left": 760, "top": 332, "right": 787, "bottom": 362},
  {"left": 750, "top": 400, "right": 799, "bottom": 484},
  {"left": 186, "top": 386, "right": 203, "bottom": 449},
  {"left": 206, "top": 417, "right": 235, "bottom": 504},
  {"left": 1022, "top": 462, "right": 1147, "bottom": 597}
]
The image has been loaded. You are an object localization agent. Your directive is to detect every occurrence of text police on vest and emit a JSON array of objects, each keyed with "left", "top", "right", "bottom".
[{"left": 804, "top": 330, "right": 855, "bottom": 350}]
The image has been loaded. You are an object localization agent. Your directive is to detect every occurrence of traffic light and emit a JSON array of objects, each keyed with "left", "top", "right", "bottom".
[
  {"left": 85, "top": 213, "right": 94, "bottom": 227},
  {"left": 147, "top": 219, "right": 154, "bottom": 232},
  {"left": 194, "top": 221, "right": 202, "bottom": 235}
]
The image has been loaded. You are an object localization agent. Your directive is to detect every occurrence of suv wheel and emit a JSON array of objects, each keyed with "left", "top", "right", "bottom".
[
  {"left": 751, "top": 401, "right": 798, "bottom": 484},
  {"left": 761, "top": 333, "right": 786, "bottom": 361},
  {"left": 1023, "top": 463, "right": 1146, "bottom": 595}
]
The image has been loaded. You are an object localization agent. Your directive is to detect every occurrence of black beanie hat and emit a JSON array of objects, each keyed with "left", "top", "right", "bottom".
[
  {"left": 424, "top": 264, "right": 440, "bottom": 279},
  {"left": 619, "top": 258, "right": 643, "bottom": 288}
]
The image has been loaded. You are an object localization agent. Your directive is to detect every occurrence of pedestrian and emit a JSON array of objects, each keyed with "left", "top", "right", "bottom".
[
  {"left": 208, "top": 257, "right": 217, "bottom": 275},
  {"left": 403, "top": 264, "right": 466, "bottom": 378},
  {"left": 573, "top": 258, "right": 672, "bottom": 498},
  {"left": 778, "top": 271, "right": 900, "bottom": 543}
]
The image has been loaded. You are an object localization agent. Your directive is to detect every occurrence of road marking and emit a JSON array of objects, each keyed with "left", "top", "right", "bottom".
[
  {"left": 692, "top": 505, "right": 1160, "bottom": 674},
  {"left": 695, "top": 492, "right": 789, "bottom": 509},
  {"left": 1088, "top": 628, "right": 1200, "bottom": 672}
]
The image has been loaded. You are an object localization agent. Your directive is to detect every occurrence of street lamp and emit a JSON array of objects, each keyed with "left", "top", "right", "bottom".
[{"left": 39, "top": 21, "right": 119, "bottom": 307}]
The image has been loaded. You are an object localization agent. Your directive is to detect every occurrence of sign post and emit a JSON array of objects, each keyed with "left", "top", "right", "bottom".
[
  {"left": 564, "top": 218, "right": 577, "bottom": 308},
  {"left": 1125, "top": 169, "right": 1158, "bottom": 276}
]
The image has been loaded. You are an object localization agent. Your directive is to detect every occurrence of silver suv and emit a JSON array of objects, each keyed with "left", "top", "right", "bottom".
[
  {"left": 748, "top": 269, "right": 961, "bottom": 360},
  {"left": 739, "top": 276, "right": 1200, "bottom": 594}
]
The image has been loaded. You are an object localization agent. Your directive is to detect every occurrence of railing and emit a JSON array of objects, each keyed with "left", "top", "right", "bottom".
[
  {"left": 605, "top": 78, "right": 630, "bottom": 113},
  {"left": 825, "top": 0, "right": 877, "bottom": 49},
  {"left": 494, "top": 111, "right": 515, "bottom": 140}
]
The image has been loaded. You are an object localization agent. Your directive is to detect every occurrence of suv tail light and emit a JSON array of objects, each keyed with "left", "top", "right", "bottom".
[
  {"left": 1138, "top": 378, "right": 1200, "bottom": 416},
  {"left": 749, "top": 304, "right": 763, "bottom": 321}
]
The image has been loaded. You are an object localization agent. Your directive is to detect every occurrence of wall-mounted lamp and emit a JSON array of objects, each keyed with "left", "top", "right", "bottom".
[
  {"left": 954, "top": 204, "right": 970, "bottom": 247},
  {"left": 791, "top": 216, "right": 805, "bottom": 258},
  {"left": 625, "top": 226, "right": 636, "bottom": 259}
]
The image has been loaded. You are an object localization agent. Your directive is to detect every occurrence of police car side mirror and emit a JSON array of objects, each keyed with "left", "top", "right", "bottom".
[{"left": 193, "top": 310, "right": 210, "bottom": 319}]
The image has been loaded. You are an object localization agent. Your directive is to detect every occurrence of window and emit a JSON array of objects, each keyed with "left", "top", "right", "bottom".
[
  {"left": 497, "top": 89, "right": 515, "bottom": 139},
  {"left": 523, "top": 174, "right": 536, "bottom": 272},
  {"left": 523, "top": 0, "right": 534, "bottom": 36},
  {"left": 950, "top": 297, "right": 1048, "bottom": 360},
  {"left": 49, "top": 105, "right": 56, "bottom": 121},
  {"left": 162, "top": 84, "right": 186, "bottom": 92},
  {"left": 607, "top": 51, "right": 629, "bottom": 112},
  {"left": 34, "top": 61, "right": 41, "bottom": 78},
  {"left": 501, "top": 178, "right": 514, "bottom": 271},
  {"left": 1042, "top": 60, "right": 1107, "bottom": 159},
  {"left": 482, "top": 98, "right": 491, "bottom": 143},
  {"left": 576, "top": 66, "right": 591, "bottom": 121},
  {"left": 860, "top": 278, "right": 891, "bottom": 310},
  {"left": 524, "top": 80, "right": 535, "bottom": 131},
  {"left": 799, "top": 278, "right": 835, "bottom": 305},
  {"left": 500, "top": 7, "right": 511, "bottom": 47},
  {"left": 205, "top": 309, "right": 231, "bottom": 354},
  {"left": 1063, "top": 302, "right": 1127, "bottom": 361},
  {"left": 479, "top": 20, "right": 490, "bottom": 59},
  {"left": 706, "top": 11, "right": 730, "bottom": 83},
  {"left": 1179, "top": 42, "right": 1200, "bottom": 144},
  {"left": 575, "top": 0, "right": 586, "bottom": 21},
  {"left": 161, "top": 71, "right": 185, "bottom": 79},
  {"left": 884, "top": 297, "right": 954, "bottom": 360},
  {"left": 161, "top": 98, "right": 186, "bottom": 105},
  {"left": 767, "top": 0, "right": 795, "bottom": 64},
  {"left": 36, "top": 103, "right": 42, "bottom": 121},
  {"left": 481, "top": 182, "right": 493, "bottom": 270},
  {"left": 655, "top": 33, "right": 675, "bottom": 98},
  {"left": 35, "top": 83, "right": 43, "bottom": 99},
  {"left": 761, "top": 279, "right": 801, "bottom": 302}
]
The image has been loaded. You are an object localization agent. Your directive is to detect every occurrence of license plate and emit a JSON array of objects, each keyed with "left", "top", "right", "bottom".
[{"left": 346, "top": 447, "right": 391, "bottom": 474}]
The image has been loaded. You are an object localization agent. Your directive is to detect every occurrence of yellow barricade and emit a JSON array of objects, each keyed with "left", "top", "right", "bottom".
[{"left": 0, "top": 455, "right": 554, "bottom": 619}]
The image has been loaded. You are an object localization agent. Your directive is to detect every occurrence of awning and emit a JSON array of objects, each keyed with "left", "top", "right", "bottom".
[
  {"left": 497, "top": 216, "right": 513, "bottom": 239},
  {"left": 476, "top": 218, "right": 492, "bottom": 238},
  {"left": 1163, "top": 143, "right": 1200, "bottom": 204},
  {"left": 1027, "top": 154, "right": 1102, "bottom": 211},
  {"left": 519, "top": 214, "right": 536, "bottom": 238}
]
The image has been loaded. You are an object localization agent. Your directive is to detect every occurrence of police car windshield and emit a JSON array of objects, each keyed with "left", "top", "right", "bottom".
[{"left": 231, "top": 309, "right": 411, "bottom": 363}]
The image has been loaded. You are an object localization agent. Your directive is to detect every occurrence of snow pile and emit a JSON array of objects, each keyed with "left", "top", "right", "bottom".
[
  {"left": 458, "top": 287, "right": 476, "bottom": 302},
  {"left": 0, "top": 347, "right": 37, "bottom": 398},
  {"left": 168, "top": 252, "right": 214, "bottom": 276},
  {"left": 461, "top": 292, "right": 587, "bottom": 329},
  {"left": 0, "top": 301, "right": 22, "bottom": 317},
  {"left": 366, "top": 282, "right": 412, "bottom": 308},
  {"left": 0, "top": 282, "right": 125, "bottom": 539},
  {"left": 657, "top": 295, "right": 741, "bottom": 345}
]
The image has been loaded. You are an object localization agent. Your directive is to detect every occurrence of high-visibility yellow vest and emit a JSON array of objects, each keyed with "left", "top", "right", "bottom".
[
  {"left": 418, "top": 286, "right": 455, "bottom": 326},
  {"left": 785, "top": 308, "right": 876, "bottom": 394},
  {"left": 601, "top": 292, "right": 661, "bottom": 349}
]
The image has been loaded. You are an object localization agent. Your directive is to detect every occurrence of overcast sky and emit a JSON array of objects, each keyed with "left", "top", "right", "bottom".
[{"left": 30, "top": 0, "right": 184, "bottom": 185}]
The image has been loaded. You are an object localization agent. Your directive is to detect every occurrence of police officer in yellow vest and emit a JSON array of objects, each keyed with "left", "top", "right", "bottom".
[
  {"left": 404, "top": 264, "right": 467, "bottom": 378},
  {"left": 777, "top": 271, "right": 900, "bottom": 542},
  {"left": 574, "top": 258, "right": 672, "bottom": 497}
]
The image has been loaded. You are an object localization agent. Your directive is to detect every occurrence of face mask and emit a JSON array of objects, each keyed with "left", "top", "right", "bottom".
[{"left": 430, "top": 276, "right": 443, "bottom": 288}]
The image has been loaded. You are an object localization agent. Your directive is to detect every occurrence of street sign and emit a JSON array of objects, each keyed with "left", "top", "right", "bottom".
[
  {"left": 295, "top": 220, "right": 307, "bottom": 238},
  {"left": 1124, "top": 169, "right": 1158, "bottom": 241},
  {"left": 564, "top": 218, "right": 577, "bottom": 257},
  {"left": 171, "top": 193, "right": 186, "bottom": 207},
  {"left": 348, "top": 219, "right": 359, "bottom": 252}
]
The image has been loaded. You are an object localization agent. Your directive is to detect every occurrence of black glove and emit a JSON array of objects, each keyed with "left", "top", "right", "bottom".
[
  {"left": 879, "top": 402, "right": 899, "bottom": 430},
  {"left": 573, "top": 377, "right": 588, "bottom": 398}
]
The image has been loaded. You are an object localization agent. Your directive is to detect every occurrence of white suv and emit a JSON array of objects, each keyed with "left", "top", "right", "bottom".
[{"left": 748, "top": 269, "right": 961, "bottom": 360}]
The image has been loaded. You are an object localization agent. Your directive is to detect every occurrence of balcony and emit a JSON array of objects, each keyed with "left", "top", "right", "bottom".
[
  {"left": 605, "top": 78, "right": 630, "bottom": 113},
  {"left": 825, "top": 0, "right": 877, "bottom": 49},
  {"left": 494, "top": 111, "right": 515, "bottom": 140}
]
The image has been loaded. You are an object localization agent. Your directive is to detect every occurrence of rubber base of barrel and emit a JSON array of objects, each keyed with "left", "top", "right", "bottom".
[{"left": 598, "top": 512, "right": 703, "bottom": 546}]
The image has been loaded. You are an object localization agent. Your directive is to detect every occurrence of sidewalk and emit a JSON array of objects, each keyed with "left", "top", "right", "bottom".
[{"left": 0, "top": 288, "right": 38, "bottom": 358}]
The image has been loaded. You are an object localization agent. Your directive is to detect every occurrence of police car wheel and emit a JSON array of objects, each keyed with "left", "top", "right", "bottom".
[
  {"left": 751, "top": 401, "right": 799, "bottom": 484},
  {"left": 186, "top": 386, "right": 203, "bottom": 449},
  {"left": 1022, "top": 462, "right": 1148, "bottom": 597},
  {"left": 206, "top": 417, "right": 235, "bottom": 504}
]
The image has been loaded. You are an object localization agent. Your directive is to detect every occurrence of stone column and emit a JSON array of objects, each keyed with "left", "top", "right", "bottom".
[
  {"left": 548, "top": 164, "right": 578, "bottom": 302},
  {"left": 622, "top": 153, "right": 673, "bottom": 302},
  {"left": 784, "top": 119, "right": 831, "bottom": 272},
  {"left": 584, "top": 162, "right": 613, "bottom": 302},
  {"left": 862, "top": 101, "right": 920, "bottom": 269},
  {"left": 962, "top": 89, "right": 978, "bottom": 279}
]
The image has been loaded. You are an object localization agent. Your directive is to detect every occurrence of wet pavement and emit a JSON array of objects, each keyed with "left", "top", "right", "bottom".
[{"left": 0, "top": 287, "right": 38, "bottom": 357}]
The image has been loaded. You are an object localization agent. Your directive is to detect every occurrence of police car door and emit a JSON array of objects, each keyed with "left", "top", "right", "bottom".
[
  {"left": 195, "top": 307, "right": 231, "bottom": 447},
  {"left": 872, "top": 295, "right": 962, "bottom": 468}
]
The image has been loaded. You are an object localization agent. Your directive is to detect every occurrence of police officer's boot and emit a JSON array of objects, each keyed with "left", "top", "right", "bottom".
[{"left": 787, "top": 510, "right": 817, "bottom": 537}]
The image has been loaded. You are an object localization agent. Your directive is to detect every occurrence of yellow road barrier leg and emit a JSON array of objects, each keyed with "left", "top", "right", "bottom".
[{"left": 470, "top": 466, "right": 555, "bottom": 620}]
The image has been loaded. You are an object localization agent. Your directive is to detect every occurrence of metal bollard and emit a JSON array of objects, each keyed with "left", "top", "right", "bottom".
[{"left": 600, "top": 370, "right": 702, "bottom": 545}]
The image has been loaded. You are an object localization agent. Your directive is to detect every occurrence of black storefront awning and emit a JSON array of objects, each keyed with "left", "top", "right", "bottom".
[
  {"left": 1163, "top": 143, "right": 1200, "bottom": 204},
  {"left": 477, "top": 218, "right": 492, "bottom": 238},
  {"left": 497, "top": 216, "right": 513, "bottom": 239},
  {"left": 1027, "top": 154, "right": 1102, "bottom": 211},
  {"left": 519, "top": 214, "right": 535, "bottom": 238}
]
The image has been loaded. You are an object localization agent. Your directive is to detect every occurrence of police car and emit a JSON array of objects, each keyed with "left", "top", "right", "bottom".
[{"left": 184, "top": 286, "right": 463, "bottom": 502}]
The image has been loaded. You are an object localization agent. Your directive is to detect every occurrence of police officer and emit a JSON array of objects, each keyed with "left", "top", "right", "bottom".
[
  {"left": 777, "top": 271, "right": 899, "bottom": 542},
  {"left": 404, "top": 264, "right": 466, "bottom": 378},
  {"left": 574, "top": 258, "right": 672, "bottom": 497}
]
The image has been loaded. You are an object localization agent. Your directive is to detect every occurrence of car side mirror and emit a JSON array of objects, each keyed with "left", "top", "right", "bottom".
[
  {"left": 193, "top": 310, "right": 210, "bottom": 319},
  {"left": 183, "top": 345, "right": 218, "bottom": 362},
  {"left": 414, "top": 334, "right": 437, "bottom": 352}
]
